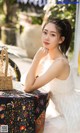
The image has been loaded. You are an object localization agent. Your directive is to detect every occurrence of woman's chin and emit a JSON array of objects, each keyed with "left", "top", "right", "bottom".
[{"left": 43, "top": 44, "right": 49, "bottom": 49}]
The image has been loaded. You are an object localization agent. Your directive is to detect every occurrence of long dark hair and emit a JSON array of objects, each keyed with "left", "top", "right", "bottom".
[{"left": 42, "top": 16, "right": 72, "bottom": 55}]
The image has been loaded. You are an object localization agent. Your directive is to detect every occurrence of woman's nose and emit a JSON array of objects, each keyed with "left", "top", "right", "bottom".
[{"left": 45, "top": 34, "right": 49, "bottom": 40}]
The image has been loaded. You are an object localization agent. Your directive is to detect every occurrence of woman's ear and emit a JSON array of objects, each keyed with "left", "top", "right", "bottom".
[{"left": 59, "top": 36, "right": 65, "bottom": 44}]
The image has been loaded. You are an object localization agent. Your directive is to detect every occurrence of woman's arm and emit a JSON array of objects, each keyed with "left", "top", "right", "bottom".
[
  {"left": 24, "top": 47, "right": 48, "bottom": 92},
  {"left": 24, "top": 55, "right": 67, "bottom": 92}
]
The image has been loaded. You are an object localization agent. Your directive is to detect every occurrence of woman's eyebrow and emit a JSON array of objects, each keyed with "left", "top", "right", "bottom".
[
  {"left": 43, "top": 29, "right": 57, "bottom": 34},
  {"left": 50, "top": 31, "right": 57, "bottom": 34}
]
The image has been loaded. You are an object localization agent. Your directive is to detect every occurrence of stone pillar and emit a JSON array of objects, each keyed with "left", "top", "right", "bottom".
[{"left": 73, "top": 4, "right": 80, "bottom": 67}]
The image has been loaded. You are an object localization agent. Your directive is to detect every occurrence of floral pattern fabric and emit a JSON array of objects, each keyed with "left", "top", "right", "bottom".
[{"left": 0, "top": 89, "right": 48, "bottom": 133}]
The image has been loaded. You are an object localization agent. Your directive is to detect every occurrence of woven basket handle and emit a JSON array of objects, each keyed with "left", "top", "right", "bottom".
[{"left": 1, "top": 48, "right": 8, "bottom": 77}]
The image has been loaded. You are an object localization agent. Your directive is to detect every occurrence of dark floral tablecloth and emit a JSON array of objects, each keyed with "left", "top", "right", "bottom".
[{"left": 0, "top": 88, "right": 49, "bottom": 133}]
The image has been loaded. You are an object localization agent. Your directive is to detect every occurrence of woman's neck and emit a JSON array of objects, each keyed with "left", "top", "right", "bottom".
[{"left": 48, "top": 49, "right": 63, "bottom": 60}]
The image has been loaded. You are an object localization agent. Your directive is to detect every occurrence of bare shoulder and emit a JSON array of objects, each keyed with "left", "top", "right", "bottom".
[
  {"left": 51, "top": 57, "right": 70, "bottom": 79},
  {"left": 52, "top": 57, "right": 69, "bottom": 67},
  {"left": 59, "top": 57, "right": 70, "bottom": 68},
  {"left": 51, "top": 57, "right": 69, "bottom": 73}
]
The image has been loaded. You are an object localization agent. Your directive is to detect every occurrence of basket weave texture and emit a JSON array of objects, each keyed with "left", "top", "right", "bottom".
[{"left": 0, "top": 48, "right": 13, "bottom": 90}]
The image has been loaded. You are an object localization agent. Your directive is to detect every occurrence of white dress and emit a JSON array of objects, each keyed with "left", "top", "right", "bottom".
[{"left": 40, "top": 57, "right": 80, "bottom": 133}]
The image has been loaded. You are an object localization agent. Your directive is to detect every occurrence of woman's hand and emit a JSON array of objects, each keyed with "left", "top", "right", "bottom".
[{"left": 34, "top": 47, "right": 49, "bottom": 60}]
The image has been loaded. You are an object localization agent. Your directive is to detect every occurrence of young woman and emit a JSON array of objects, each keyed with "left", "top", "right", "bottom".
[{"left": 24, "top": 16, "right": 80, "bottom": 133}]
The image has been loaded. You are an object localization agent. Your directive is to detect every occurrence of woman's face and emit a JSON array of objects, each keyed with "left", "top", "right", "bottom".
[{"left": 42, "top": 22, "right": 64, "bottom": 50}]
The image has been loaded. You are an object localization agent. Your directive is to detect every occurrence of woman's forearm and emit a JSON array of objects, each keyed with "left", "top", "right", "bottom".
[{"left": 24, "top": 56, "right": 40, "bottom": 91}]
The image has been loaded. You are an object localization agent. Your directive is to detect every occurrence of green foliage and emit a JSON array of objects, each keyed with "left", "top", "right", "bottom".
[
  {"left": 0, "top": 0, "right": 16, "bottom": 5},
  {"left": 9, "top": 0, "right": 16, "bottom": 4},
  {"left": 0, "top": 0, "right": 2, "bottom": 4},
  {"left": 31, "top": 16, "right": 43, "bottom": 25},
  {"left": 50, "top": 4, "right": 76, "bottom": 29}
]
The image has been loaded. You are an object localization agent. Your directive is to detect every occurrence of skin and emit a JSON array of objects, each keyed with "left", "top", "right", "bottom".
[{"left": 24, "top": 22, "right": 70, "bottom": 92}]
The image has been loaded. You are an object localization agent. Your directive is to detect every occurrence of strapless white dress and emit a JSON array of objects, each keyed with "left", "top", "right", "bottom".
[{"left": 40, "top": 58, "right": 80, "bottom": 133}]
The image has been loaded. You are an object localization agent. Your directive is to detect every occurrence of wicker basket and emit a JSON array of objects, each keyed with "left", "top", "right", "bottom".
[{"left": 0, "top": 48, "right": 13, "bottom": 90}]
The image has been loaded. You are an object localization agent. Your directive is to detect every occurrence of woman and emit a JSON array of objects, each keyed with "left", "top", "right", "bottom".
[{"left": 24, "top": 16, "right": 80, "bottom": 133}]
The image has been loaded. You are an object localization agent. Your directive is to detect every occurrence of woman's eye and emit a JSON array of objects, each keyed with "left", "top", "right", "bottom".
[
  {"left": 43, "top": 31, "right": 47, "bottom": 35},
  {"left": 51, "top": 34, "right": 55, "bottom": 36}
]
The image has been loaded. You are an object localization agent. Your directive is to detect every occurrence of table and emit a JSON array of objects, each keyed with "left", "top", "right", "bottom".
[{"left": 0, "top": 81, "right": 49, "bottom": 133}]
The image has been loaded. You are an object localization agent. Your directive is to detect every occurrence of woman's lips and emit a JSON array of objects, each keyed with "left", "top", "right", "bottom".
[{"left": 43, "top": 42, "right": 50, "bottom": 45}]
